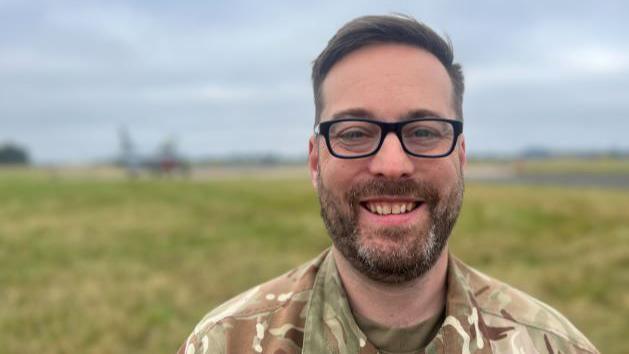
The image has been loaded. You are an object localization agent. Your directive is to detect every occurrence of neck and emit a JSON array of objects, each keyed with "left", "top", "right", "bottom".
[{"left": 332, "top": 246, "right": 449, "bottom": 328}]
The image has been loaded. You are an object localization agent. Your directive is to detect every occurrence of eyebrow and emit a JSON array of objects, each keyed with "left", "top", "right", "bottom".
[
  {"left": 402, "top": 109, "right": 446, "bottom": 119},
  {"left": 330, "top": 108, "right": 375, "bottom": 120},
  {"left": 329, "top": 108, "right": 446, "bottom": 121}
]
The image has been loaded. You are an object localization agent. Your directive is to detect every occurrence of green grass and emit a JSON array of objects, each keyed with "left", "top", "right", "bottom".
[
  {"left": 0, "top": 170, "right": 627, "bottom": 353},
  {"left": 500, "top": 157, "right": 629, "bottom": 175}
]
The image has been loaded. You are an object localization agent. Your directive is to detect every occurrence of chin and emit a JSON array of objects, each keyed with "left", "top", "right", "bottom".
[
  {"left": 359, "top": 228, "right": 419, "bottom": 257},
  {"left": 346, "top": 226, "right": 442, "bottom": 283}
]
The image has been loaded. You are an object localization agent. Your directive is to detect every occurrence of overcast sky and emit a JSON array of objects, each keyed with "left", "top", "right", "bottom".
[{"left": 1, "top": 0, "right": 628, "bottom": 164}]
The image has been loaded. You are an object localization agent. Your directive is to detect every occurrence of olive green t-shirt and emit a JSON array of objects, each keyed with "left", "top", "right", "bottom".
[{"left": 353, "top": 309, "right": 445, "bottom": 354}]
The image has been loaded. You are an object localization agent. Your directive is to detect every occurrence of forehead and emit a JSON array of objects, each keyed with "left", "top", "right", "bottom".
[{"left": 320, "top": 43, "right": 455, "bottom": 121}]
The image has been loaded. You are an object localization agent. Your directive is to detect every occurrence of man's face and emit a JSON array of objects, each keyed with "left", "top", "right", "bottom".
[{"left": 308, "top": 44, "right": 466, "bottom": 283}]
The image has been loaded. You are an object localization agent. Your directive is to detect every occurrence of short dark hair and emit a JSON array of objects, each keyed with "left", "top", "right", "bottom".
[{"left": 311, "top": 14, "right": 465, "bottom": 124}]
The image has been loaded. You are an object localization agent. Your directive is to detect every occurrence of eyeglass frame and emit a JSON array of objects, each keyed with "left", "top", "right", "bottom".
[{"left": 314, "top": 117, "right": 464, "bottom": 159}]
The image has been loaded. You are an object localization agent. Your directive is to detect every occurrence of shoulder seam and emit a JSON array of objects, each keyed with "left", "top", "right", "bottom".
[
  {"left": 197, "top": 288, "right": 312, "bottom": 334},
  {"left": 479, "top": 308, "right": 596, "bottom": 353},
  {"left": 231, "top": 288, "right": 312, "bottom": 318},
  {"left": 453, "top": 259, "right": 596, "bottom": 352},
  {"left": 192, "top": 250, "right": 329, "bottom": 338}
]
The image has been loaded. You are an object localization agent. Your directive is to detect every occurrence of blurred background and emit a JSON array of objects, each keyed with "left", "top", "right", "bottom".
[{"left": 1, "top": 1, "right": 627, "bottom": 353}]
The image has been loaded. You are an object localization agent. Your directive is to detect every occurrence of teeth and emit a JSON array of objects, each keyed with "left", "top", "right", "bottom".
[{"left": 365, "top": 202, "right": 418, "bottom": 215}]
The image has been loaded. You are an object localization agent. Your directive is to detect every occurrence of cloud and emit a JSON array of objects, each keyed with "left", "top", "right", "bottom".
[
  {"left": 466, "top": 45, "right": 629, "bottom": 91},
  {"left": 1, "top": 1, "right": 628, "bottom": 163},
  {"left": 137, "top": 82, "right": 310, "bottom": 104},
  {"left": 563, "top": 46, "right": 629, "bottom": 74},
  {"left": 44, "top": 3, "right": 153, "bottom": 46}
]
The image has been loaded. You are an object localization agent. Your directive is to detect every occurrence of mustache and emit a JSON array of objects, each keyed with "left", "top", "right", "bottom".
[{"left": 346, "top": 178, "right": 440, "bottom": 206}]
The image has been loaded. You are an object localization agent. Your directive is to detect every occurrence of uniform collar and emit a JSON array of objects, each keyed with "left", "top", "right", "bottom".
[
  {"left": 302, "top": 249, "right": 497, "bottom": 354},
  {"left": 440, "top": 255, "right": 495, "bottom": 353},
  {"left": 302, "top": 249, "right": 378, "bottom": 354}
]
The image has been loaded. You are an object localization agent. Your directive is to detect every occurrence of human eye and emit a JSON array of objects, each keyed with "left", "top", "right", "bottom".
[
  {"left": 406, "top": 126, "right": 442, "bottom": 140},
  {"left": 412, "top": 128, "right": 439, "bottom": 138},
  {"left": 336, "top": 128, "right": 372, "bottom": 140},
  {"left": 331, "top": 123, "right": 378, "bottom": 143},
  {"left": 402, "top": 121, "right": 454, "bottom": 147},
  {"left": 327, "top": 120, "right": 380, "bottom": 155}
]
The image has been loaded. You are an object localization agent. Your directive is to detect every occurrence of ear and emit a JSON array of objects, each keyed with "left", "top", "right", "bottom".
[
  {"left": 308, "top": 135, "right": 319, "bottom": 191},
  {"left": 458, "top": 134, "right": 467, "bottom": 170}
]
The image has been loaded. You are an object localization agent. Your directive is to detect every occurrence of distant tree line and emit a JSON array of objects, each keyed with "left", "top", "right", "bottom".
[{"left": 0, "top": 143, "right": 30, "bottom": 165}]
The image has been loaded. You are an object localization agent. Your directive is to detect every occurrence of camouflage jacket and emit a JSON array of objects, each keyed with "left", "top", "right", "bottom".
[{"left": 178, "top": 249, "right": 598, "bottom": 354}]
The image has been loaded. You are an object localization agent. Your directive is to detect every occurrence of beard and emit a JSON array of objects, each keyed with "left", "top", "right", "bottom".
[{"left": 318, "top": 173, "right": 464, "bottom": 284}]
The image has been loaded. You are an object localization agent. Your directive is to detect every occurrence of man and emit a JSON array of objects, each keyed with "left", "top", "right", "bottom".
[{"left": 179, "top": 15, "right": 598, "bottom": 354}]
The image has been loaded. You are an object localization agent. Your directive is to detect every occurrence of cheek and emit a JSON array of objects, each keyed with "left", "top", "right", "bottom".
[
  {"left": 423, "top": 160, "right": 461, "bottom": 190},
  {"left": 319, "top": 158, "right": 364, "bottom": 191}
]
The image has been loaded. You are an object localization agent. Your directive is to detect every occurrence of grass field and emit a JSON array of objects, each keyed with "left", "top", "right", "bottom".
[
  {"left": 0, "top": 168, "right": 627, "bottom": 353},
  {"left": 514, "top": 157, "right": 629, "bottom": 175}
]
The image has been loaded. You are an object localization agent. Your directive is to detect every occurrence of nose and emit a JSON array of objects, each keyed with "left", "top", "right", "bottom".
[{"left": 368, "top": 132, "right": 415, "bottom": 179}]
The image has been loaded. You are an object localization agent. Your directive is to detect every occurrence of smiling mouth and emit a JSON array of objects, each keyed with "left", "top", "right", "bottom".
[{"left": 360, "top": 200, "right": 424, "bottom": 216}]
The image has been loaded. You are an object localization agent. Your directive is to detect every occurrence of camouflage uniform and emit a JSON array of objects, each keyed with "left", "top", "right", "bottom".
[{"left": 178, "top": 249, "right": 598, "bottom": 353}]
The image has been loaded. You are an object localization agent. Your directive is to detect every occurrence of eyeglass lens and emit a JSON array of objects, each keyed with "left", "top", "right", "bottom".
[{"left": 328, "top": 120, "right": 455, "bottom": 157}]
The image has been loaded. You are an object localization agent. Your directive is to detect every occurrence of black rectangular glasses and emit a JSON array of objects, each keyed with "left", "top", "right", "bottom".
[{"left": 314, "top": 118, "right": 463, "bottom": 159}]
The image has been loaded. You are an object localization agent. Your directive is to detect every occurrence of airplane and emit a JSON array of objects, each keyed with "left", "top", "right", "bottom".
[{"left": 117, "top": 127, "right": 190, "bottom": 178}]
